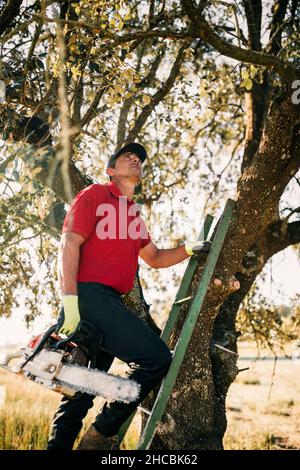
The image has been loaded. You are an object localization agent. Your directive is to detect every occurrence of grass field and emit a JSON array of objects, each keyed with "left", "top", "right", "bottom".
[
  {"left": 0, "top": 342, "right": 299, "bottom": 450},
  {"left": 224, "top": 343, "right": 300, "bottom": 450}
]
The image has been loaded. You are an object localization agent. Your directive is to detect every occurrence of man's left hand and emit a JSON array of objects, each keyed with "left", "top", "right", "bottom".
[{"left": 184, "top": 240, "right": 212, "bottom": 256}]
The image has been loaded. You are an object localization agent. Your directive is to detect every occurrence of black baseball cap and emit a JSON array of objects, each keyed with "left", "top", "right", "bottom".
[{"left": 107, "top": 142, "right": 147, "bottom": 168}]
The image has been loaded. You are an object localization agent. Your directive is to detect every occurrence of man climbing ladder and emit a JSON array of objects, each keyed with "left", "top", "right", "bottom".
[{"left": 47, "top": 142, "right": 211, "bottom": 450}]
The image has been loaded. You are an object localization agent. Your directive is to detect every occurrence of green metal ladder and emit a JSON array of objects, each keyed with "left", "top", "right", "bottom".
[{"left": 118, "top": 198, "right": 235, "bottom": 450}]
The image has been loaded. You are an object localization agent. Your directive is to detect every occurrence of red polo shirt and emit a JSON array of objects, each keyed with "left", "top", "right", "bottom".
[{"left": 62, "top": 182, "right": 151, "bottom": 293}]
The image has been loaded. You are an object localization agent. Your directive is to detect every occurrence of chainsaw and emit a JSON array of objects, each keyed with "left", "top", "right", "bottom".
[{"left": 0, "top": 321, "right": 140, "bottom": 403}]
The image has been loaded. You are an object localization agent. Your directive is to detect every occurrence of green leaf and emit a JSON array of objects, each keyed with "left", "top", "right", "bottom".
[
  {"left": 274, "top": 2, "right": 280, "bottom": 13},
  {"left": 245, "top": 78, "right": 253, "bottom": 91},
  {"left": 250, "top": 65, "right": 257, "bottom": 79},
  {"left": 241, "top": 78, "right": 253, "bottom": 91}
]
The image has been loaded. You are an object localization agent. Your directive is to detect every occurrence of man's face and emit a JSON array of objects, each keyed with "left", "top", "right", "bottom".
[{"left": 107, "top": 152, "right": 143, "bottom": 182}]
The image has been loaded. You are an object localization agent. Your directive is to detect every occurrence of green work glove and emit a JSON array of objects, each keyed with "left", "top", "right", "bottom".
[
  {"left": 184, "top": 240, "right": 212, "bottom": 256},
  {"left": 57, "top": 295, "right": 81, "bottom": 336}
]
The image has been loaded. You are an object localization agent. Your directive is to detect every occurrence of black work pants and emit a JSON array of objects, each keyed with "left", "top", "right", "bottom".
[{"left": 47, "top": 282, "right": 172, "bottom": 450}]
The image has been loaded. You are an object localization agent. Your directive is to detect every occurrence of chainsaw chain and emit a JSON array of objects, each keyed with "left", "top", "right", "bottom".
[
  {"left": 56, "top": 363, "right": 140, "bottom": 403},
  {"left": 55, "top": 378, "right": 104, "bottom": 398}
]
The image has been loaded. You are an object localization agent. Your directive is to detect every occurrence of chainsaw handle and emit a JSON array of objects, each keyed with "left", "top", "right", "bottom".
[
  {"left": 20, "top": 324, "right": 57, "bottom": 370},
  {"left": 54, "top": 321, "right": 104, "bottom": 367}
]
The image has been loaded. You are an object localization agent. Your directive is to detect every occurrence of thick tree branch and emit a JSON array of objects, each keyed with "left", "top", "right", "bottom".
[
  {"left": 265, "top": 218, "right": 300, "bottom": 256},
  {"left": 181, "top": 0, "right": 300, "bottom": 81},
  {"left": 241, "top": 0, "right": 289, "bottom": 171},
  {"left": 38, "top": 15, "right": 193, "bottom": 41},
  {"left": 117, "top": 98, "right": 133, "bottom": 149},
  {"left": 149, "top": 0, "right": 156, "bottom": 28},
  {"left": 71, "top": 77, "right": 83, "bottom": 123},
  {"left": 79, "top": 87, "right": 107, "bottom": 128},
  {"left": 242, "top": 0, "right": 262, "bottom": 51},
  {"left": 138, "top": 44, "right": 166, "bottom": 87},
  {"left": 241, "top": 70, "right": 271, "bottom": 172},
  {"left": 266, "top": 0, "right": 289, "bottom": 55}
]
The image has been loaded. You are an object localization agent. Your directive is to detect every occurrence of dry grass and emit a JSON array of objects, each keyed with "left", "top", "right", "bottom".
[
  {"left": 224, "top": 342, "right": 300, "bottom": 450},
  {"left": 0, "top": 369, "right": 60, "bottom": 450}
]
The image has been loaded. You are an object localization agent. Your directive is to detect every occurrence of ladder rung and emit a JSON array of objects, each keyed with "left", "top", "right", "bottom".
[
  {"left": 238, "top": 367, "right": 250, "bottom": 373},
  {"left": 174, "top": 295, "right": 193, "bottom": 305},
  {"left": 138, "top": 406, "right": 151, "bottom": 416},
  {"left": 214, "top": 343, "right": 238, "bottom": 356}
]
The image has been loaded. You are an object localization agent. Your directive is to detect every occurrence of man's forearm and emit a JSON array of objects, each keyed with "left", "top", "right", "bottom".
[
  {"left": 58, "top": 238, "right": 80, "bottom": 295},
  {"left": 152, "top": 245, "right": 189, "bottom": 268}
]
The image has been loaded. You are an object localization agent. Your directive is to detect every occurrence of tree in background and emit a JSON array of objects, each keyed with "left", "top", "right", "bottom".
[{"left": 0, "top": 0, "right": 299, "bottom": 449}]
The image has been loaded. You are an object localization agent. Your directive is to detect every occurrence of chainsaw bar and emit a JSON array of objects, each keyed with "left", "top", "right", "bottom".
[
  {"left": 55, "top": 363, "right": 140, "bottom": 403},
  {"left": 0, "top": 347, "right": 140, "bottom": 404}
]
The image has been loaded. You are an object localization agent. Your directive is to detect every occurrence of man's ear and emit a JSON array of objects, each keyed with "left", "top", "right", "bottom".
[{"left": 106, "top": 167, "right": 115, "bottom": 178}]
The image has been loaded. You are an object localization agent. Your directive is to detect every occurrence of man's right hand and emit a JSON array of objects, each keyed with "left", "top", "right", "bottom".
[{"left": 57, "top": 295, "right": 81, "bottom": 336}]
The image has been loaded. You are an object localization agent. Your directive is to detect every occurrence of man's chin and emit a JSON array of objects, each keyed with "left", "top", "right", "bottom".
[{"left": 130, "top": 171, "right": 142, "bottom": 184}]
